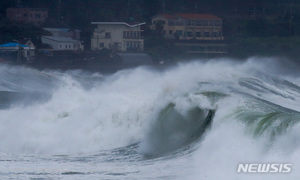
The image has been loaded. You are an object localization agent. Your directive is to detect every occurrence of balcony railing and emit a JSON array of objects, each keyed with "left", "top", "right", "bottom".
[{"left": 123, "top": 36, "right": 143, "bottom": 40}]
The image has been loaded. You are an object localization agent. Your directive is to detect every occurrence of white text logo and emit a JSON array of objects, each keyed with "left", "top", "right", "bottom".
[{"left": 237, "top": 163, "right": 292, "bottom": 173}]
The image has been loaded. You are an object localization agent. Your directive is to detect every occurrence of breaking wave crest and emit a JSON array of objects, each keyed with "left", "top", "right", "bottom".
[{"left": 0, "top": 58, "right": 300, "bottom": 179}]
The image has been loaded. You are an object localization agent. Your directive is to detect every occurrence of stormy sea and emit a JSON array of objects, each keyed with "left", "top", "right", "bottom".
[{"left": 0, "top": 57, "right": 299, "bottom": 180}]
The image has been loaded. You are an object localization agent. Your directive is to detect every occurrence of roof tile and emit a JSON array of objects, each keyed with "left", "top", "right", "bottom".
[{"left": 155, "top": 13, "right": 221, "bottom": 20}]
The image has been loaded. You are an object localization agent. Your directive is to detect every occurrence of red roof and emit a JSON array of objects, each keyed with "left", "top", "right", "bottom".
[
  {"left": 155, "top": 13, "right": 221, "bottom": 20},
  {"left": 176, "top": 13, "right": 221, "bottom": 20},
  {"left": 159, "top": 14, "right": 177, "bottom": 19}
]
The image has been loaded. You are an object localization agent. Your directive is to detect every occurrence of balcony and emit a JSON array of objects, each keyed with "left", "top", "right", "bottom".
[
  {"left": 123, "top": 36, "right": 143, "bottom": 40},
  {"left": 123, "top": 31, "right": 143, "bottom": 40}
]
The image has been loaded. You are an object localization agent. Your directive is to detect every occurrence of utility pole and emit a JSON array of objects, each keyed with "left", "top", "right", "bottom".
[
  {"left": 289, "top": 0, "right": 294, "bottom": 35},
  {"left": 253, "top": 7, "right": 256, "bottom": 18},
  {"left": 127, "top": 0, "right": 130, "bottom": 18},
  {"left": 234, "top": 0, "right": 238, "bottom": 17},
  {"left": 284, "top": 0, "right": 287, "bottom": 16},
  {"left": 58, "top": 0, "right": 61, "bottom": 21},
  {"left": 162, "top": 0, "right": 165, "bottom": 13},
  {"left": 262, "top": 0, "right": 266, "bottom": 15},
  {"left": 290, "top": 0, "right": 293, "bottom": 17},
  {"left": 16, "top": 0, "right": 21, "bottom": 21}
]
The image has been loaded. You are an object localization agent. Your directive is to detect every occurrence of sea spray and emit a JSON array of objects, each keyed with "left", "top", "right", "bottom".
[{"left": 0, "top": 58, "right": 299, "bottom": 180}]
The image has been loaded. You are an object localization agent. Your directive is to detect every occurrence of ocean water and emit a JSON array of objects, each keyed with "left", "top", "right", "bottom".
[{"left": 0, "top": 58, "right": 299, "bottom": 180}]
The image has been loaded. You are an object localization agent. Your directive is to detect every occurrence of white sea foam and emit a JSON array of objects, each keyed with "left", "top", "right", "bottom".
[{"left": 0, "top": 58, "right": 299, "bottom": 179}]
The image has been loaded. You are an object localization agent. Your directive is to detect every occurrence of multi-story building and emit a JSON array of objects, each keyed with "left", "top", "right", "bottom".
[
  {"left": 91, "top": 22, "right": 145, "bottom": 52},
  {"left": 6, "top": 8, "right": 48, "bottom": 25},
  {"left": 151, "top": 13, "right": 223, "bottom": 41}
]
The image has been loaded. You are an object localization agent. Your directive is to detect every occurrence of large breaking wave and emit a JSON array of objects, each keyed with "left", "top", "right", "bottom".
[{"left": 0, "top": 57, "right": 300, "bottom": 179}]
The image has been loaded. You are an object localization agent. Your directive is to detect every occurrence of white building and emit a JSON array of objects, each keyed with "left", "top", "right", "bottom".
[
  {"left": 41, "top": 36, "right": 83, "bottom": 51},
  {"left": 41, "top": 28, "right": 83, "bottom": 51},
  {"left": 91, "top": 22, "right": 145, "bottom": 52},
  {"left": 43, "top": 28, "right": 81, "bottom": 40}
]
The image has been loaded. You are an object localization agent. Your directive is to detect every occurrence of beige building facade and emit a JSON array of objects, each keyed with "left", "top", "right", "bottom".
[
  {"left": 151, "top": 13, "right": 223, "bottom": 41},
  {"left": 91, "top": 22, "right": 145, "bottom": 52}
]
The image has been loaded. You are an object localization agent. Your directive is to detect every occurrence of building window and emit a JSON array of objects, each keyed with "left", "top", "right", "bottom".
[
  {"left": 160, "top": 21, "right": 166, "bottom": 25},
  {"left": 69, "top": 45, "right": 71, "bottom": 48},
  {"left": 176, "top": 30, "right": 183, "bottom": 36},
  {"left": 204, "top": 32, "right": 210, "bottom": 37},
  {"left": 187, "top": 32, "right": 193, "bottom": 37},
  {"left": 213, "top": 32, "right": 218, "bottom": 37},
  {"left": 175, "top": 20, "right": 184, "bottom": 26},
  {"left": 100, "top": 43, "right": 104, "bottom": 48},
  {"left": 169, "top": 30, "right": 173, "bottom": 35},
  {"left": 65, "top": 45, "right": 67, "bottom": 48},
  {"left": 196, "top": 32, "right": 201, "bottom": 37},
  {"left": 188, "top": 21, "right": 195, "bottom": 26},
  {"left": 168, "top": 20, "right": 174, "bottom": 26},
  {"left": 35, "top": 14, "right": 41, "bottom": 18},
  {"left": 105, "top": 32, "right": 111, "bottom": 39}
]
